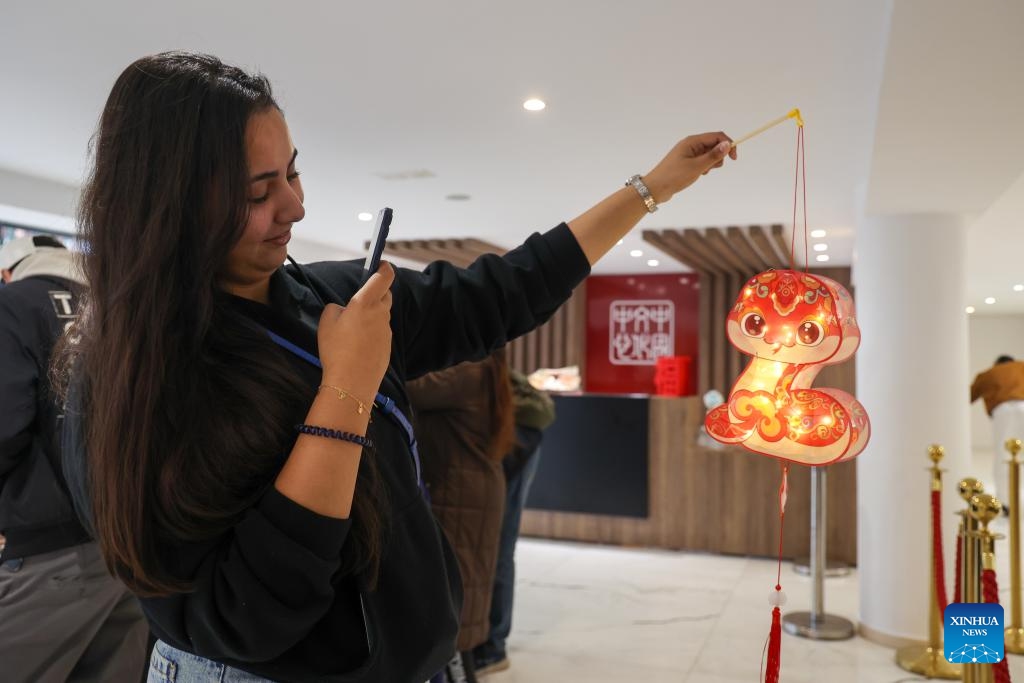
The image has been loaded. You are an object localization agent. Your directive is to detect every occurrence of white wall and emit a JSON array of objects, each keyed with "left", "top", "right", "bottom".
[
  {"left": 969, "top": 314, "right": 1024, "bottom": 452},
  {"left": 0, "top": 168, "right": 79, "bottom": 231}
]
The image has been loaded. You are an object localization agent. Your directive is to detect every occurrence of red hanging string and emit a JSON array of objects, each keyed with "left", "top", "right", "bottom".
[
  {"left": 800, "top": 127, "right": 808, "bottom": 273},
  {"left": 776, "top": 465, "right": 789, "bottom": 587},
  {"left": 931, "top": 490, "right": 949, "bottom": 611},
  {"left": 982, "top": 568, "right": 1012, "bottom": 682},
  {"left": 790, "top": 130, "right": 798, "bottom": 270}
]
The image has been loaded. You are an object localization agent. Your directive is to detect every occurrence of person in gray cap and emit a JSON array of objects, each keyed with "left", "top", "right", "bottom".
[{"left": 0, "top": 234, "right": 148, "bottom": 682}]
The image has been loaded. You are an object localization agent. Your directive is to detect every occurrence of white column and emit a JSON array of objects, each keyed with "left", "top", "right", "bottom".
[{"left": 855, "top": 212, "right": 970, "bottom": 642}]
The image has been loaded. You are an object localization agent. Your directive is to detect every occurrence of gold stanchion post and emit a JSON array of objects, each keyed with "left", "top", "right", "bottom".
[
  {"left": 970, "top": 493, "right": 1003, "bottom": 683},
  {"left": 896, "top": 445, "right": 962, "bottom": 678},
  {"left": 961, "top": 477, "right": 985, "bottom": 683},
  {"left": 1005, "top": 438, "right": 1024, "bottom": 654},
  {"left": 961, "top": 478, "right": 985, "bottom": 604}
]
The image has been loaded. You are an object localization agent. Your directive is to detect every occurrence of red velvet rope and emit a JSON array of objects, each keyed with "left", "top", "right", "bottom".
[
  {"left": 982, "top": 568, "right": 1012, "bottom": 683},
  {"left": 931, "top": 490, "right": 949, "bottom": 611}
]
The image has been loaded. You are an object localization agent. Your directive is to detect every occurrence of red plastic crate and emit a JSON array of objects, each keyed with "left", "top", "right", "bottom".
[{"left": 653, "top": 355, "right": 691, "bottom": 396}]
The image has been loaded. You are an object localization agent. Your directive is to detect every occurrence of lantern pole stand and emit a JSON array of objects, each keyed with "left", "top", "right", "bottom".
[
  {"left": 792, "top": 556, "right": 851, "bottom": 578},
  {"left": 782, "top": 466, "right": 856, "bottom": 640}
]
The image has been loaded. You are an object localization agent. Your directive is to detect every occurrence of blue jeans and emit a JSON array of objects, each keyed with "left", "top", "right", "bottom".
[
  {"left": 148, "top": 641, "right": 274, "bottom": 682},
  {"left": 475, "top": 439, "right": 542, "bottom": 662}
]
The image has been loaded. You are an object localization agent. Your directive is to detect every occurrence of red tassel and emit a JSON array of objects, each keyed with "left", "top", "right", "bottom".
[
  {"left": 761, "top": 464, "right": 788, "bottom": 683},
  {"left": 766, "top": 606, "right": 782, "bottom": 682}
]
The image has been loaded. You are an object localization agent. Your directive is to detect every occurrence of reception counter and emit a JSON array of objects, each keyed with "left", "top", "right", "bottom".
[{"left": 521, "top": 394, "right": 858, "bottom": 564}]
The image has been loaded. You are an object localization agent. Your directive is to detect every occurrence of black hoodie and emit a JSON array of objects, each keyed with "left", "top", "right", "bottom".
[
  {"left": 0, "top": 252, "right": 90, "bottom": 562},
  {"left": 62, "top": 224, "right": 589, "bottom": 682}
]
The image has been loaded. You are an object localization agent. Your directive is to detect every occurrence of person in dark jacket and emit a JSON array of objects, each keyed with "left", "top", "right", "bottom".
[
  {"left": 59, "top": 51, "right": 736, "bottom": 683},
  {"left": 0, "top": 235, "right": 148, "bottom": 682},
  {"left": 408, "top": 350, "right": 516, "bottom": 682},
  {"left": 474, "top": 369, "right": 556, "bottom": 676}
]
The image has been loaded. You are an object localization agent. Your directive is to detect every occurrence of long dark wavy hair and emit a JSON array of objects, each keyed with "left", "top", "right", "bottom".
[{"left": 63, "top": 52, "right": 384, "bottom": 596}]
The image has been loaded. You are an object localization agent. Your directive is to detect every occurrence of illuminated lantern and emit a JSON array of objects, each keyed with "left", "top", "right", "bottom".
[{"left": 704, "top": 269, "right": 870, "bottom": 463}]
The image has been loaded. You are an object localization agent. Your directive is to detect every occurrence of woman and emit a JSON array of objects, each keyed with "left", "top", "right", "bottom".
[
  {"left": 407, "top": 350, "right": 516, "bottom": 681},
  {"left": 61, "top": 51, "right": 735, "bottom": 683}
]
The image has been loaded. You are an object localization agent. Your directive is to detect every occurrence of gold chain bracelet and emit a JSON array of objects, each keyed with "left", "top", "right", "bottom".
[{"left": 318, "top": 384, "right": 372, "bottom": 416}]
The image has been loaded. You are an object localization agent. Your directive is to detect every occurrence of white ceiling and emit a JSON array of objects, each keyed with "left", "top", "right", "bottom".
[{"left": 1, "top": 1, "right": 1021, "bottom": 310}]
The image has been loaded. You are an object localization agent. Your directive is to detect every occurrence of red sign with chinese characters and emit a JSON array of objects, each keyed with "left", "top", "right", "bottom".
[{"left": 585, "top": 274, "right": 700, "bottom": 395}]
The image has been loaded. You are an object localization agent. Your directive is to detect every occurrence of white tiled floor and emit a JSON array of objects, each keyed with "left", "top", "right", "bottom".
[{"left": 483, "top": 537, "right": 1024, "bottom": 682}]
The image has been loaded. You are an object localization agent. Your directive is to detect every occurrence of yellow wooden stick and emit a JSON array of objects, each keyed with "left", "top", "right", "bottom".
[{"left": 731, "top": 108, "right": 803, "bottom": 148}]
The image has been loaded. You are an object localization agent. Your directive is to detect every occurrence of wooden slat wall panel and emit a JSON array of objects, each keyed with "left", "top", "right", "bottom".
[
  {"left": 682, "top": 228, "right": 730, "bottom": 272},
  {"left": 748, "top": 225, "right": 790, "bottom": 267},
  {"left": 727, "top": 226, "right": 771, "bottom": 271},
  {"left": 507, "top": 281, "right": 586, "bottom": 375},
  {"left": 705, "top": 228, "right": 755, "bottom": 275},
  {"left": 771, "top": 224, "right": 795, "bottom": 266},
  {"left": 376, "top": 236, "right": 585, "bottom": 376},
  {"left": 710, "top": 272, "right": 727, "bottom": 394},
  {"left": 520, "top": 397, "right": 858, "bottom": 564},
  {"left": 636, "top": 227, "right": 858, "bottom": 564},
  {"left": 697, "top": 273, "right": 712, "bottom": 394},
  {"left": 377, "top": 237, "right": 507, "bottom": 268},
  {"left": 385, "top": 228, "right": 859, "bottom": 564},
  {"left": 643, "top": 227, "right": 855, "bottom": 397}
]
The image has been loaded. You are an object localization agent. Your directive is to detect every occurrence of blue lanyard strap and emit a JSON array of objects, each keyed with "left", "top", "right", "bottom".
[
  {"left": 262, "top": 328, "right": 425, "bottom": 494},
  {"left": 372, "top": 393, "right": 422, "bottom": 487}
]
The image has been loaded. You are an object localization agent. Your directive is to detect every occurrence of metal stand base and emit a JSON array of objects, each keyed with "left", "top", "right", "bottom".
[
  {"left": 895, "top": 644, "right": 962, "bottom": 679},
  {"left": 792, "top": 556, "right": 851, "bottom": 577},
  {"left": 781, "top": 611, "right": 855, "bottom": 640},
  {"left": 1006, "top": 626, "right": 1024, "bottom": 654}
]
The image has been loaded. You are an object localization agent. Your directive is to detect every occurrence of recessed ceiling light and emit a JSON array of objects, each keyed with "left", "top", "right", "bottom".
[
  {"left": 647, "top": 259, "right": 660, "bottom": 267},
  {"left": 815, "top": 254, "right": 830, "bottom": 262},
  {"left": 523, "top": 98, "right": 546, "bottom": 111},
  {"left": 813, "top": 243, "right": 828, "bottom": 252},
  {"left": 966, "top": 306, "right": 976, "bottom": 314},
  {"left": 630, "top": 249, "right": 643, "bottom": 257},
  {"left": 985, "top": 297, "right": 996, "bottom": 305},
  {"left": 357, "top": 212, "right": 373, "bottom": 221},
  {"left": 1015, "top": 284, "right": 1024, "bottom": 292},
  {"left": 810, "top": 229, "right": 826, "bottom": 238},
  {"left": 375, "top": 169, "right": 436, "bottom": 180}
]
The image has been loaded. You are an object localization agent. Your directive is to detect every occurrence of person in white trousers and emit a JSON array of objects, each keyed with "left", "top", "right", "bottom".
[{"left": 971, "top": 355, "right": 1024, "bottom": 510}]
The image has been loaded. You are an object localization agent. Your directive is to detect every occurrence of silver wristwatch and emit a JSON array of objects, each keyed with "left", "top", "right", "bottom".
[{"left": 625, "top": 174, "right": 658, "bottom": 213}]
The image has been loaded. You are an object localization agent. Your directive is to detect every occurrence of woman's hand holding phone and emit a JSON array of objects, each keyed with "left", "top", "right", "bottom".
[{"left": 318, "top": 262, "right": 395, "bottom": 401}]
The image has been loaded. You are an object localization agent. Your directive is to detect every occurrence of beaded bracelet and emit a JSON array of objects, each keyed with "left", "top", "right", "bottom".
[
  {"left": 295, "top": 424, "right": 374, "bottom": 449},
  {"left": 318, "top": 384, "right": 371, "bottom": 416}
]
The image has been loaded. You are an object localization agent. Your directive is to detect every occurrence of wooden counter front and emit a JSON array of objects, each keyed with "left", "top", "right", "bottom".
[{"left": 520, "top": 395, "right": 857, "bottom": 564}]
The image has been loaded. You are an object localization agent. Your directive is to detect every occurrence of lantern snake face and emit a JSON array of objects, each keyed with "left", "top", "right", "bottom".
[{"left": 705, "top": 270, "right": 870, "bottom": 465}]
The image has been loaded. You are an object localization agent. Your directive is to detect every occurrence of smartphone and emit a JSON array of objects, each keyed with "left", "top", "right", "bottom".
[{"left": 363, "top": 207, "right": 393, "bottom": 275}]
